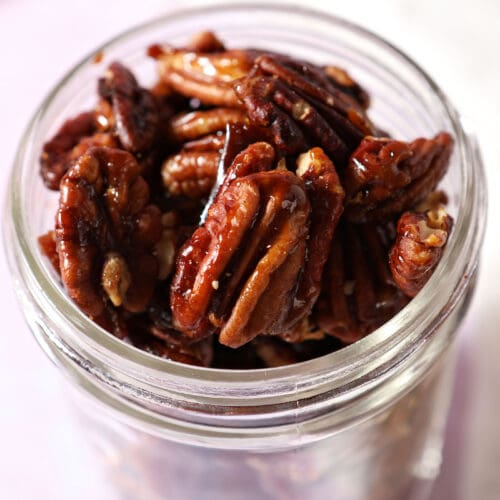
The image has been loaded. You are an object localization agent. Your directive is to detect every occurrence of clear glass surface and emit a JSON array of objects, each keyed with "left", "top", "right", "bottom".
[{"left": 4, "top": 4, "right": 487, "bottom": 500}]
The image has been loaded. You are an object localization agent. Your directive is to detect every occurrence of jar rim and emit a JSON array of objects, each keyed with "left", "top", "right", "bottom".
[{"left": 5, "top": 3, "right": 487, "bottom": 430}]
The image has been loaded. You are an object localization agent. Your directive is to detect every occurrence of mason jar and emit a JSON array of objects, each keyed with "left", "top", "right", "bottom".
[{"left": 4, "top": 4, "right": 487, "bottom": 500}]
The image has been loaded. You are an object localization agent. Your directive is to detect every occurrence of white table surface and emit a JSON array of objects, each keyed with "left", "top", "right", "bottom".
[{"left": 0, "top": 0, "right": 498, "bottom": 498}]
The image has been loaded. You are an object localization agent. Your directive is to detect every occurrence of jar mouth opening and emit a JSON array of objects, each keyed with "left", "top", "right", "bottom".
[{"left": 6, "top": 2, "right": 487, "bottom": 388}]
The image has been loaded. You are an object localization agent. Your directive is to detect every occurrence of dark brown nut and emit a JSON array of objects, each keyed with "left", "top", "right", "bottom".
[
  {"left": 98, "top": 62, "right": 159, "bottom": 153},
  {"left": 234, "top": 53, "right": 373, "bottom": 164},
  {"left": 315, "top": 223, "right": 408, "bottom": 344},
  {"left": 167, "top": 108, "right": 248, "bottom": 144},
  {"left": 281, "top": 147, "right": 345, "bottom": 331},
  {"left": 55, "top": 147, "right": 161, "bottom": 318},
  {"left": 234, "top": 75, "right": 344, "bottom": 161},
  {"left": 254, "top": 54, "right": 372, "bottom": 134},
  {"left": 162, "top": 151, "right": 220, "bottom": 199},
  {"left": 170, "top": 142, "right": 313, "bottom": 347},
  {"left": 40, "top": 111, "right": 96, "bottom": 190},
  {"left": 345, "top": 132, "right": 454, "bottom": 223},
  {"left": 38, "top": 231, "right": 60, "bottom": 273},
  {"left": 233, "top": 54, "right": 374, "bottom": 162},
  {"left": 324, "top": 65, "right": 370, "bottom": 109},
  {"left": 390, "top": 206, "right": 453, "bottom": 297},
  {"left": 155, "top": 48, "right": 257, "bottom": 107}
]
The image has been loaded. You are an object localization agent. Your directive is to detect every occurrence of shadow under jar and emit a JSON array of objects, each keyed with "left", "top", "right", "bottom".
[{"left": 4, "top": 4, "right": 487, "bottom": 500}]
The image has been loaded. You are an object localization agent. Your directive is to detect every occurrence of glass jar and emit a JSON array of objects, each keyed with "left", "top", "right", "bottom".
[{"left": 4, "top": 4, "right": 487, "bottom": 500}]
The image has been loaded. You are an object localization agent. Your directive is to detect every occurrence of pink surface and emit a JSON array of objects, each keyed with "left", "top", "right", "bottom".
[{"left": 1, "top": 1, "right": 499, "bottom": 498}]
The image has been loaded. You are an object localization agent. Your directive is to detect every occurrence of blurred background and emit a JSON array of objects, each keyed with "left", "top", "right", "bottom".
[{"left": 0, "top": 0, "right": 498, "bottom": 498}]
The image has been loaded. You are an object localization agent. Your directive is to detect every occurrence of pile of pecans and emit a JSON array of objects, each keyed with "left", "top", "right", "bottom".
[{"left": 38, "top": 32, "right": 454, "bottom": 368}]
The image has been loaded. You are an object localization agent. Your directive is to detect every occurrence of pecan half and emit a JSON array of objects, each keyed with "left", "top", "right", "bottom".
[
  {"left": 315, "top": 223, "right": 408, "bottom": 343},
  {"left": 155, "top": 47, "right": 257, "bottom": 107},
  {"left": 171, "top": 142, "right": 313, "bottom": 347},
  {"left": 40, "top": 111, "right": 96, "bottom": 190},
  {"left": 281, "top": 147, "right": 345, "bottom": 331},
  {"left": 97, "top": 62, "right": 159, "bottom": 153},
  {"left": 233, "top": 55, "right": 374, "bottom": 163},
  {"left": 167, "top": 108, "right": 247, "bottom": 144},
  {"left": 390, "top": 206, "right": 453, "bottom": 297},
  {"left": 345, "top": 132, "right": 454, "bottom": 223},
  {"left": 162, "top": 150, "right": 220, "bottom": 199},
  {"left": 56, "top": 147, "right": 161, "bottom": 317}
]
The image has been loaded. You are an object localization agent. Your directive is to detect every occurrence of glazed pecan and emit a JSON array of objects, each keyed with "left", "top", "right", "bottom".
[
  {"left": 40, "top": 111, "right": 98, "bottom": 190},
  {"left": 281, "top": 147, "right": 344, "bottom": 331},
  {"left": 167, "top": 108, "right": 247, "bottom": 144},
  {"left": 97, "top": 62, "right": 159, "bottom": 153},
  {"left": 254, "top": 55, "right": 371, "bottom": 128},
  {"left": 233, "top": 55, "right": 374, "bottom": 162},
  {"left": 162, "top": 110, "right": 256, "bottom": 199},
  {"left": 345, "top": 132, "right": 454, "bottom": 223},
  {"left": 315, "top": 223, "right": 408, "bottom": 344},
  {"left": 171, "top": 142, "right": 313, "bottom": 347},
  {"left": 56, "top": 147, "right": 161, "bottom": 317},
  {"left": 154, "top": 46, "right": 257, "bottom": 107},
  {"left": 390, "top": 206, "right": 453, "bottom": 297},
  {"left": 162, "top": 150, "right": 220, "bottom": 199}
]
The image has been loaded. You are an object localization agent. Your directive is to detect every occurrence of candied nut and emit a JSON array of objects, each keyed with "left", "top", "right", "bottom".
[
  {"left": 155, "top": 47, "right": 257, "bottom": 107},
  {"left": 162, "top": 150, "right": 220, "bottom": 199},
  {"left": 40, "top": 111, "right": 96, "bottom": 190},
  {"left": 102, "top": 252, "right": 132, "bottom": 307},
  {"left": 167, "top": 108, "right": 247, "bottom": 144},
  {"left": 162, "top": 108, "right": 255, "bottom": 199},
  {"left": 345, "top": 132, "right": 454, "bottom": 223},
  {"left": 281, "top": 147, "right": 345, "bottom": 331},
  {"left": 315, "top": 223, "right": 408, "bottom": 343},
  {"left": 234, "top": 54, "right": 374, "bottom": 162},
  {"left": 234, "top": 53, "right": 373, "bottom": 164},
  {"left": 56, "top": 147, "right": 161, "bottom": 317},
  {"left": 390, "top": 206, "right": 453, "bottom": 297},
  {"left": 98, "top": 62, "right": 159, "bottom": 152},
  {"left": 255, "top": 55, "right": 371, "bottom": 129},
  {"left": 170, "top": 142, "right": 312, "bottom": 347}
]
